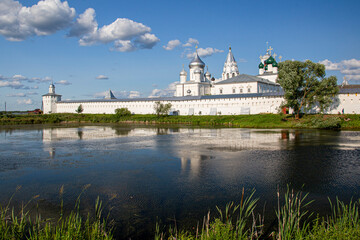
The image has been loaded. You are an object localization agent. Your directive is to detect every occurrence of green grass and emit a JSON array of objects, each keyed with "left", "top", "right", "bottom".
[
  {"left": 1, "top": 113, "right": 360, "bottom": 129},
  {"left": 156, "top": 188, "right": 360, "bottom": 240},
  {"left": 0, "top": 185, "right": 113, "bottom": 240}
]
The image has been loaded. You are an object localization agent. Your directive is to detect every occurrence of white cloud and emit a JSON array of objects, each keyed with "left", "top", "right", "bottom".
[
  {"left": 148, "top": 82, "right": 177, "bottom": 98},
  {"left": 17, "top": 99, "right": 33, "bottom": 105},
  {"left": 319, "top": 59, "right": 341, "bottom": 71},
  {"left": 319, "top": 58, "right": 360, "bottom": 82},
  {"left": 96, "top": 75, "right": 109, "bottom": 80},
  {"left": 0, "top": 0, "right": 75, "bottom": 41},
  {"left": 0, "top": 80, "right": 24, "bottom": 89},
  {"left": 163, "top": 39, "right": 181, "bottom": 50},
  {"left": 186, "top": 47, "right": 224, "bottom": 59},
  {"left": 12, "top": 74, "right": 27, "bottom": 80},
  {"left": 128, "top": 91, "right": 140, "bottom": 98},
  {"left": 7, "top": 93, "right": 26, "bottom": 97},
  {"left": 72, "top": 10, "right": 159, "bottom": 51},
  {"left": 6, "top": 92, "right": 38, "bottom": 97},
  {"left": 183, "top": 38, "right": 199, "bottom": 47},
  {"left": 68, "top": 8, "right": 97, "bottom": 37},
  {"left": 93, "top": 90, "right": 142, "bottom": 99},
  {"left": 55, "top": 80, "right": 71, "bottom": 85}
]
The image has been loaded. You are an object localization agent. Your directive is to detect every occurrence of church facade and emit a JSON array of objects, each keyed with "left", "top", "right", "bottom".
[{"left": 43, "top": 47, "right": 360, "bottom": 115}]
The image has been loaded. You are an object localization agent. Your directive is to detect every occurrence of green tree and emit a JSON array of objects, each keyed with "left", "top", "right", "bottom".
[
  {"left": 278, "top": 60, "right": 338, "bottom": 119},
  {"left": 76, "top": 104, "right": 83, "bottom": 114},
  {"left": 154, "top": 101, "right": 172, "bottom": 117},
  {"left": 115, "top": 107, "right": 131, "bottom": 117}
]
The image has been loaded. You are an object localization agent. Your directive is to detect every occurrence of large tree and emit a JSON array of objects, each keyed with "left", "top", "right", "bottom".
[{"left": 277, "top": 60, "right": 338, "bottom": 119}]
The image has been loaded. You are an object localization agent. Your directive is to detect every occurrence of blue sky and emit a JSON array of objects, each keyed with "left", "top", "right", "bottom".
[{"left": 1, "top": 0, "right": 359, "bottom": 111}]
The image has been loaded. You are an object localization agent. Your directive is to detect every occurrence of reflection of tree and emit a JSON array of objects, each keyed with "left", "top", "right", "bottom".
[
  {"left": 77, "top": 130, "right": 83, "bottom": 140},
  {"left": 113, "top": 128, "right": 132, "bottom": 136},
  {"left": 156, "top": 128, "right": 168, "bottom": 135}
]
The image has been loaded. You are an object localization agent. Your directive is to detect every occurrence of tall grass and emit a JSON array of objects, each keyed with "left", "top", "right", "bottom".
[
  {"left": 0, "top": 185, "right": 113, "bottom": 240},
  {"left": 156, "top": 188, "right": 360, "bottom": 240}
]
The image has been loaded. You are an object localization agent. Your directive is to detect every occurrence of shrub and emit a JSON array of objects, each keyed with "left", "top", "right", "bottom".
[{"left": 115, "top": 108, "right": 131, "bottom": 117}]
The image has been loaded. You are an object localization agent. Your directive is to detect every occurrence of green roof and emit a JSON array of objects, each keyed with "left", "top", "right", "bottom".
[
  {"left": 265, "top": 56, "right": 275, "bottom": 64},
  {"left": 258, "top": 62, "right": 264, "bottom": 68}
]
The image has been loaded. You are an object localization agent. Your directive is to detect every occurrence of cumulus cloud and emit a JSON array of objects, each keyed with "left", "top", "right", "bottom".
[
  {"left": 55, "top": 80, "right": 71, "bottom": 85},
  {"left": 71, "top": 9, "right": 159, "bottom": 51},
  {"left": 163, "top": 39, "right": 181, "bottom": 50},
  {"left": 186, "top": 47, "right": 224, "bottom": 59},
  {"left": 319, "top": 58, "right": 360, "bottom": 82},
  {"left": 96, "top": 75, "right": 109, "bottom": 80},
  {"left": 17, "top": 99, "right": 33, "bottom": 105},
  {"left": 148, "top": 82, "right": 177, "bottom": 98},
  {"left": 183, "top": 38, "right": 199, "bottom": 47},
  {"left": 0, "top": 0, "right": 75, "bottom": 41},
  {"left": 93, "top": 90, "right": 142, "bottom": 99},
  {"left": 0, "top": 1, "right": 159, "bottom": 52}
]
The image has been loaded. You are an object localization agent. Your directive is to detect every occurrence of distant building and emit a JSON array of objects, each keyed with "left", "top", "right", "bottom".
[{"left": 42, "top": 46, "right": 360, "bottom": 115}]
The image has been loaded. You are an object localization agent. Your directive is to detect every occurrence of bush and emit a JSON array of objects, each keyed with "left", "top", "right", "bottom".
[{"left": 115, "top": 108, "right": 131, "bottom": 117}]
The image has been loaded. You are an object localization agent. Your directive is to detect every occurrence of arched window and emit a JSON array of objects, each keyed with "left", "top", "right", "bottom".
[
  {"left": 220, "top": 88, "right": 223, "bottom": 94},
  {"left": 232, "top": 73, "right": 235, "bottom": 77},
  {"left": 226, "top": 73, "right": 229, "bottom": 79}
]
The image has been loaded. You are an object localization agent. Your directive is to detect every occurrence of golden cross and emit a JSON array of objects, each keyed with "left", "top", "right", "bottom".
[{"left": 268, "top": 46, "right": 273, "bottom": 55}]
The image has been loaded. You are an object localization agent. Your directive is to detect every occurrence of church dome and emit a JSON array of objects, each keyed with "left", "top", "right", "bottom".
[
  {"left": 180, "top": 69, "right": 187, "bottom": 76},
  {"left": 272, "top": 61, "right": 278, "bottom": 67},
  {"left": 265, "top": 56, "right": 275, "bottom": 64},
  {"left": 205, "top": 71, "right": 211, "bottom": 77},
  {"left": 189, "top": 52, "right": 205, "bottom": 68},
  {"left": 194, "top": 69, "right": 201, "bottom": 74},
  {"left": 258, "top": 62, "right": 264, "bottom": 69}
]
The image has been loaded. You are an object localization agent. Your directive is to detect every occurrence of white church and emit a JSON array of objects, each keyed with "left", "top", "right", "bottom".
[{"left": 43, "top": 46, "right": 360, "bottom": 115}]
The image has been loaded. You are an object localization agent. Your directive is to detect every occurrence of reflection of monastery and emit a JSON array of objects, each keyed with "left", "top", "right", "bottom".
[{"left": 43, "top": 46, "right": 360, "bottom": 115}]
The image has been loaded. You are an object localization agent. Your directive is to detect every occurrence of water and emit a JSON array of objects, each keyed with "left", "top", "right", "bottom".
[{"left": 0, "top": 125, "right": 360, "bottom": 239}]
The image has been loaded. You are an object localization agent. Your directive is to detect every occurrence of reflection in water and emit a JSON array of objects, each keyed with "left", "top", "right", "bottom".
[{"left": 0, "top": 126, "right": 360, "bottom": 239}]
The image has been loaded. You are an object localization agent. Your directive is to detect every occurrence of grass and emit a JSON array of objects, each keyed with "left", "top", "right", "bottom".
[
  {"left": 156, "top": 187, "right": 360, "bottom": 240},
  {"left": 1, "top": 113, "right": 360, "bottom": 129},
  {"left": 2, "top": 186, "right": 360, "bottom": 239},
  {"left": 0, "top": 185, "right": 113, "bottom": 240}
]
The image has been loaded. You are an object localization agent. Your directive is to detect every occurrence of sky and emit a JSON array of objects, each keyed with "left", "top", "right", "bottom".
[{"left": 0, "top": 0, "right": 359, "bottom": 111}]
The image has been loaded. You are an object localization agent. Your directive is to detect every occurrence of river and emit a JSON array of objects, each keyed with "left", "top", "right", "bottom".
[{"left": 0, "top": 124, "right": 359, "bottom": 239}]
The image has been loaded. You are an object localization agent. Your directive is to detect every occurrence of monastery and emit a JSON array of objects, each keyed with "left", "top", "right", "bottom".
[{"left": 42, "top": 46, "right": 360, "bottom": 115}]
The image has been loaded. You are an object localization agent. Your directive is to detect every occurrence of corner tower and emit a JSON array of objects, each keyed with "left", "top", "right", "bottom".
[{"left": 42, "top": 83, "right": 62, "bottom": 114}]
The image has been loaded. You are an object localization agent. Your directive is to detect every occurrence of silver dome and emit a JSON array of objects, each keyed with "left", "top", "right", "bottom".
[{"left": 189, "top": 52, "right": 205, "bottom": 68}]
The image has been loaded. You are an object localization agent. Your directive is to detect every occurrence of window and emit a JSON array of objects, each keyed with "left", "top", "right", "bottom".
[
  {"left": 232, "top": 88, "right": 236, "bottom": 93},
  {"left": 232, "top": 73, "right": 235, "bottom": 77},
  {"left": 248, "top": 88, "right": 251, "bottom": 93},
  {"left": 220, "top": 89, "right": 223, "bottom": 94},
  {"left": 240, "top": 89, "right": 243, "bottom": 93},
  {"left": 226, "top": 73, "right": 229, "bottom": 79}
]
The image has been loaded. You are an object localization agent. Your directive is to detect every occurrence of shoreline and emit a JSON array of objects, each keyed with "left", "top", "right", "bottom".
[{"left": 0, "top": 113, "right": 360, "bottom": 130}]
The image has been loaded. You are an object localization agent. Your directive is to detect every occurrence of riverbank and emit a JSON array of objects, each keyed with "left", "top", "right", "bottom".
[
  {"left": 2, "top": 189, "right": 360, "bottom": 240},
  {"left": 0, "top": 113, "right": 360, "bottom": 129}
]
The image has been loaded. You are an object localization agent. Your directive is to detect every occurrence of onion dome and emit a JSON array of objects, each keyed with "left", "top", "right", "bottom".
[
  {"left": 272, "top": 61, "right": 278, "bottom": 67},
  {"left": 189, "top": 52, "right": 205, "bottom": 68},
  {"left": 180, "top": 69, "right": 187, "bottom": 76},
  {"left": 258, "top": 62, "right": 264, "bottom": 69},
  {"left": 205, "top": 71, "right": 211, "bottom": 77},
  {"left": 265, "top": 56, "right": 275, "bottom": 64}
]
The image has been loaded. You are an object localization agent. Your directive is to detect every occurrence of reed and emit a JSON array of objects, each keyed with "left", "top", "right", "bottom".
[{"left": 0, "top": 185, "right": 113, "bottom": 240}]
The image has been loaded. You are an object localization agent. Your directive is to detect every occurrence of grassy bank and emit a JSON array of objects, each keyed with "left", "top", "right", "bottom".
[
  {"left": 1, "top": 113, "right": 360, "bottom": 129},
  {"left": 157, "top": 188, "right": 360, "bottom": 240},
  {"left": 2, "top": 187, "right": 360, "bottom": 240}
]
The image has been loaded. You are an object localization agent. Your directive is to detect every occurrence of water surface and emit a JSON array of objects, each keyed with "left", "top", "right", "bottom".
[{"left": 0, "top": 125, "right": 360, "bottom": 239}]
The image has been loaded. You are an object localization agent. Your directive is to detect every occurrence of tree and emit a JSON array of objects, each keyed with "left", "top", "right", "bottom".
[
  {"left": 154, "top": 101, "right": 172, "bottom": 117},
  {"left": 277, "top": 60, "right": 338, "bottom": 119},
  {"left": 115, "top": 108, "right": 131, "bottom": 117},
  {"left": 76, "top": 104, "right": 83, "bottom": 114}
]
